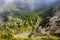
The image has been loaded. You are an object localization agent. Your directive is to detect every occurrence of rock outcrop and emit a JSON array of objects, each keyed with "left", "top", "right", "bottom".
[{"left": 32, "top": 5, "right": 60, "bottom": 37}]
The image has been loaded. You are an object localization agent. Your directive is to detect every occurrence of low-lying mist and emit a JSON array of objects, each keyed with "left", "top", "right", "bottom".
[
  {"left": 0, "top": 0, "right": 58, "bottom": 13},
  {"left": 0, "top": 0, "right": 60, "bottom": 23}
]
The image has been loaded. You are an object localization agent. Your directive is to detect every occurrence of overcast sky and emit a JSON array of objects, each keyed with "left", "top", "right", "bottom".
[{"left": 0, "top": 0, "right": 59, "bottom": 13}]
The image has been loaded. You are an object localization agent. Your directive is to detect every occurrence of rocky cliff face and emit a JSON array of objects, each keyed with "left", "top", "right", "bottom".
[
  {"left": 32, "top": 16, "right": 60, "bottom": 37},
  {"left": 32, "top": 5, "right": 60, "bottom": 37}
]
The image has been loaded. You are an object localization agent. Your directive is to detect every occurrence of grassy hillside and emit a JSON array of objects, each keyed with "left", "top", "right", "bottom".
[{"left": 0, "top": 4, "right": 60, "bottom": 40}]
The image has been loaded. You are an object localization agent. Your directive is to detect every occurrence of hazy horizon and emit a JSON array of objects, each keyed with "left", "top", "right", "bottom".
[{"left": 0, "top": 0, "right": 59, "bottom": 13}]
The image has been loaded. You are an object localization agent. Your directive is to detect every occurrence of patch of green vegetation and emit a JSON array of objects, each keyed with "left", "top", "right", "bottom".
[{"left": 0, "top": 6, "right": 59, "bottom": 40}]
